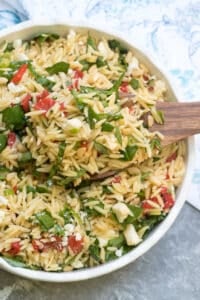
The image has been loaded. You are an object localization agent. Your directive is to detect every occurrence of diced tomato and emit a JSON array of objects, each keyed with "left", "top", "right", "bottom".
[
  {"left": 68, "top": 234, "right": 84, "bottom": 254},
  {"left": 68, "top": 70, "right": 84, "bottom": 91},
  {"left": 161, "top": 187, "right": 175, "bottom": 210},
  {"left": 67, "top": 84, "right": 73, "bottom": 91},
  {"left": 21, "top": 93, "right": 32, "bottom": 112},
  {"left": 43, "top": 236, "right": 63, "bottom": 252},
  {"left": 36, "top": 90, "right": 49, "bottom": 101},
  {"left": 59, "top": 102, "right": 68, "bottom": 116},
  {"left": 112, "top": 175, "right": 121, "bottom": 183},
  {"left": 11, "top": 64, "right": 28, "bottom": 84},
  {"left": 142, "top": 201, "right": 154, "bottom": 210},
  {"left": 7, "top": 132, "right": 16, "bottom": 147},
  {"left": 128, "top": 106, "right": 134, "bottom": 114},
  {"left": 120, "top": 82, "right": 129, "bottom": 93},
  {"left": 13, "top": 185, "right": 18, "bottom": 194},
  {"left": 8, "top": 241, "right": 21, "bottom": 255},
  {"left": 34, "top": 97, "right": 55, "bottom": 113},
  {"left": 143, "top": 74, "right": 149, "bottom": 81},
  {"left": 166, "top": 151, "right": 177, "bottom": 163},
  {"left": 74, "top": 70, "right": 84, "bottom": 79},
  {"left": 32, "top": 240, "right": 42, "bottom": 252},
  {"left": 148, "top": 86, "right": 154, "bottom": 92},
  {"left": 166, "top": 173, "right": 170, "bottom": 180},
  {"left": 81, "top": 140, "right": 89, "bottom": 148},
  {"left": 150, "top": 196, "right": 160, "bottom": 205}
]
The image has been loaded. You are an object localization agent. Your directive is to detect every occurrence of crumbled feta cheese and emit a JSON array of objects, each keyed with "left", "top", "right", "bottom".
[
  {"left": 72, "top": 260, "right": 83, "bottom": 269},
  {"left": 112, "top": 202, "right": 132, "bottom": 223},
  {"left": 62, "top": 236, "right": 68, "bottom": 247},
  {"left": 75, "top": 232, "right": 82, "bottom": 241},
  {"left": 124, "top": 224, "right": 142, "bottom": 246},
  {"left": 13, "top": 39, "right": 22, "bottom": 49},
  {"left": 98, "top": 237, "right": 108, "bottom": 247},
  {"left": 127, "top": 57, "right": 139, "bottom": 75},
  {"left": 0, "top": 196, "right": 8, "bottom": 205},
  {"left": 115, "top": 248, "right": 123, "bottom": 257},
  {"left": 98, "top": 41, "right": 110, "bottom": 59},
  {"left": 66, "top": 118, "right": 82, "bottom": 129},
  {"left": 0, "top": 210, "right": 5, "bottom": 223},
  {"left": 8, "top": 82, "right": 25, "bottom": 94},
  {"left": 68, "top": 69, "right": 73, "bottom": 75},
  {"left": 17, "top": 53, "right": 28, "bottom": 61},
  {"left": 64, "top": 224, "right": 74, "bottom": 234},
  {"left": 68, "top": 30, "right": 76, "bottom": 39}
]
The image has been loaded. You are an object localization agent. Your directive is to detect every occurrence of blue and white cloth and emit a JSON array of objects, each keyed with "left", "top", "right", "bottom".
[{"left": 0, "top": 0, "right": 200, "bottom": 208}]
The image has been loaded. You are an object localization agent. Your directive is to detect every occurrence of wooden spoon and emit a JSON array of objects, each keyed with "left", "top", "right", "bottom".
[{"left": 91, "top": 101, "right": 199, "bottom": 181}]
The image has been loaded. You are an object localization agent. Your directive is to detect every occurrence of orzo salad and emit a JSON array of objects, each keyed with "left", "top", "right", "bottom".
[{"left": 0, "top": 31, "right": 185, "bottom": 271}]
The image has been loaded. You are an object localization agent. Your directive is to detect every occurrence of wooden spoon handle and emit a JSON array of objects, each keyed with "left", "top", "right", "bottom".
[{"left": 151, "top": 102, "right": 200, "bottom": 145}]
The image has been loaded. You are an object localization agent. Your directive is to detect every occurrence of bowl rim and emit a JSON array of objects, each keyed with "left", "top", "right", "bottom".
[{"left": 0, "top": 20, "right": 195, "bottom": 282}]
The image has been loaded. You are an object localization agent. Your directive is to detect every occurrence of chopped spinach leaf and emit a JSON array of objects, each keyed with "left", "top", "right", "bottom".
[
  {"left": 46, "top": 61, "right": 69, "bottom": 75},
  {"left": 35, "top": 210, "right": 55, "bottom": 231},
  {"left": 94, "top": 141, "right": 110, "bottom": 155},
  {"left": 108, "top": 234, "right": 125, "bottom": 248},
  {"left": 120, "top": 145, "right": 138, "bottom": 161},
  {"left": 2, "top": 105, "right": 26, "bottom": 131},
  {"left": 102, "top": 122, "right": 114, "bottom": 132},
  {"left": 87, "top": 35, "right": 97, "bottom": 50},
  {"left": 0, "top": 134, "right": 7, "bottom": 153},
  {"left": 89, "top": 239, "right": 101, "bottom": 262},
  {"left": 114, "top": 127, "right": 122, "bottom": 145},
  {"left": 130, "top": 78, "right": 139, "bottom": 89},
  {"left": 33, "top": 33, "right": 59, "bottom": 44},
  {"left": 108, "top": 39, "right": 128, "bottom": 54}
]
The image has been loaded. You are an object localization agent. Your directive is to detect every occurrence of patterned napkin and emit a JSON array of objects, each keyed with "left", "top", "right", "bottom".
[{"left": 1, "top": 0, "right": 200, "bottom": 209}]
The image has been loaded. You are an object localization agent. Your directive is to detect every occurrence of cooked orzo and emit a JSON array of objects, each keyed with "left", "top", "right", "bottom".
[{"left": 0, "top": 31, "right": 185, "bottom": 271}]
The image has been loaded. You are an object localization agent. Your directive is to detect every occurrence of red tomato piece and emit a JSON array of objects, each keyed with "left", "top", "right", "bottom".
[
  {"left": 7, "top": 132, "right": 16, "bottom": 147},
  {"left": 36, "top": 90, "right": 49, "bottom": 101},
  {"left": 8, "top": 241, "right": 21, "bottom": 255},
  {"left": 143, "top": 74, "right": 149, "bottom": 81},
  {"left": 148, "top": 86, "right": 154, "bottom": 92},
  {"left": 128, "top": 106, "right": 134, "bottom": 114},
  {"left": 81, "top": 140, "right": 89, "bottom": 148},
  {"left": 112, "top": 175, "right": 121, "bottom": 183},
  {"left": 120, "top": 82, "right": 129, "bottom": 93},
  {"left": 11, "top": 64, "right": 28, "bottom": 84},
  {"left": 21, "top": 93, "right": 32, "bottom": 112},
  {"left": 161, "top": 187, "right": 175, "bottom": 210},
  {"left": 142, "top": 201, "right": 154, "bottom": 210},
  {"left": 74, "top": 70, "right": 84, "bottom": 79},
  {"left": 13, "top": 185, "right": 18, "bottom": 194},
  {"left": 150, "top": 196, "right": 160, "bottom": 205},
  {"left": 166, "top": 151, "right": 177, "bottom": 163},
  {"left": 32, "top": 240, "right": 41, "bottom": 252},
  {"left": 166, "top": 173, "right": 170, "bottom": 180},
  {"left": 59, "top": 103, "right": 68, "bottom": 116},
  {"left": 34, "top": 97, "right": 55, "bottom": 112},
  {"left": 68, "top": 234, "right": 84, "bottom": 254},
  {"left": 43, "top": 236, "right": 63, "bottom": 252}
]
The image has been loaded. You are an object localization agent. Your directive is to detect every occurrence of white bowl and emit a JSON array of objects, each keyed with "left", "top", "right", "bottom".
[{"left": 0, "top": 20, "right": 195, "bottom": 282}]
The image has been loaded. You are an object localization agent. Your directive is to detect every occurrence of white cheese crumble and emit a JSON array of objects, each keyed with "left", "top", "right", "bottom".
[
  {"left": 17, "top": 53, "right": 28, "bottom": 61},
  {"left": 124, "top": 224, "right": 141, "bottom": 246},
  {"left": 0, "top": 210, "right": 5, "bottom": 223},
  {"left": 127, "top": 57, "right": 139, "bottom": 75},
  {"left": 112, "top": 202, "right": 132, "bottom": 223},
  {"left": 0, "top": 196, "right": 8, "bottom": 205},
  {"left": 8, "top": 82, "right": 26, "bottom": 94},
  {"left": 13, "top": 39, "right": 22, "bottom": 49},
  {"left": 75, "top": 232, "right": 82, "bottom": 241},
  {"left": 115, "top": 248, "right": 123, "bottom": 257},
  {"left": 66, "top": 118, "right": 82, "bottom": 129}
]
